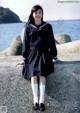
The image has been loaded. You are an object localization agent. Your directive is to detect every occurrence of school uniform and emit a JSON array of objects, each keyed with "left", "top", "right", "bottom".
[{"left": 22, "top": 21, "right": 57, "bottom": 79}]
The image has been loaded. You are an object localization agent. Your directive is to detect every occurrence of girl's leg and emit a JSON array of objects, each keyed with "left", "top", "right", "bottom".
[
  {"left": 31, "top": 76, "right": 38, "bottom": 104},
  {"left": 39, "top": 76, "right": 46, "bottom": 104}
]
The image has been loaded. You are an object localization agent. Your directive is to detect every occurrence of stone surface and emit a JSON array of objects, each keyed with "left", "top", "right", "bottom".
[
  {"left": 20, "top": 26, "right": 25, "bottom": 43},
  {"left": 7, "top": 36, "right": 22, "bottom": 55},
  {"left": 0, "top": 39, "right": 80, "bottom": 56},
  {"left": 55, "top": 34, "right": 71, "bottom": 44},
  {"left": 0, "top": 54, "right": 80, "bottom": 113},
  {"left": 57, "top": 40, "right": 80, "bottom": 55},
  {"left": 0, "top": 47, "right": 9, "bottom": 56}
]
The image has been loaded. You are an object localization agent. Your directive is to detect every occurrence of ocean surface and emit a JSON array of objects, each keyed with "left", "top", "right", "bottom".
[{"left": 0, "top": 19, "right": 80, "bottom": 51}]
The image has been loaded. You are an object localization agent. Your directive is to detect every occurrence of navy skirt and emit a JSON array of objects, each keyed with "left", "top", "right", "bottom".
[{"left": 22, "top": 50, "right": 54, "bottom": 80}]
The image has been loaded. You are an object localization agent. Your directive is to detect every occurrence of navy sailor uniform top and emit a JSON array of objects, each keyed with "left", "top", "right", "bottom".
[{"left": 22, "top": 21, "right": 57, "bottom": 79}]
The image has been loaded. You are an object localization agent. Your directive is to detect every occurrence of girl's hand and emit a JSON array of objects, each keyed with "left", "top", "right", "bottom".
[
  {"left": 17, "top": 60, "right": 24, "bottom": 65},
  {"left": 53, "top": 58, "right": 62, "bottom": 63}
]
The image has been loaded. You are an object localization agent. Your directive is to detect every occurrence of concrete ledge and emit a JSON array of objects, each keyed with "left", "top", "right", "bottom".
[
  {"left": 57, "top": 40, "right": 80, "bottom": 55},
  {"left": 0, "top": 55, "right": 80, "bottom": 113}
]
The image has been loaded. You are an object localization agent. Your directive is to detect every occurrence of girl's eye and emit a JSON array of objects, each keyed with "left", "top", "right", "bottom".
[
  {"left": 39, "top": 11, "right": 42, "bottom": 14},
  {"left": 34, "top": 10, "right": 42, "bottom": 15}
]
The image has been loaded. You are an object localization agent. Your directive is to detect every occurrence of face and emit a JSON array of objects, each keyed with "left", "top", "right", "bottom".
[{"left": 33, "top": 9, "right": 43, "bottom": 21}]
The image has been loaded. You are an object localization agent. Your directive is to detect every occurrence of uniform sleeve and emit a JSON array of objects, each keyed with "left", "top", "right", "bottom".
[
  {"left": 22, "top": 25, "right": 30, "bottom": 59},
  {"left": 47, "top": 24, "right": 57, "bottom": 58}
]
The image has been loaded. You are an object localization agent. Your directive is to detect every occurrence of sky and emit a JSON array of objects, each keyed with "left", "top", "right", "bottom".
[{"left": 0, "top": 0, "right": 80, "bottom": 21}]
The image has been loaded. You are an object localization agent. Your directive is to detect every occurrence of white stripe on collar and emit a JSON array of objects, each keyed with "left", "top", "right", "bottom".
[
  {"left": 29, "top": 23, "right": 48, "bottom": 29},
  {"left": 29, "top": 23, "right": 48, "bottom": 36},
  {"left": 29, "top": 24, "right": 37, "bottom": 28}
]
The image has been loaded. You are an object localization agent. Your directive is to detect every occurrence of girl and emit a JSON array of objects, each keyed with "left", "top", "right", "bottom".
[{"left": 22, "top": 5, "right": 57, "bottom": 111}]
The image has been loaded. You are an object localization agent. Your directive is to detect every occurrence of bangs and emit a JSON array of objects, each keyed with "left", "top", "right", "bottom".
[{"left": 32, "top": 5, "right": 43, "bottom": 13}]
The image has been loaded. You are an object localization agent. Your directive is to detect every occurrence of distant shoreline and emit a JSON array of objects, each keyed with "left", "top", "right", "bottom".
[{"left": 0, "top": 19, "right": 80, "bottom": 24}]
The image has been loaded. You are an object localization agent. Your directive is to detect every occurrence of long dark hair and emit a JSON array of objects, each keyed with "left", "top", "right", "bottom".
[{"left": 28, "top": 5, "right": 43, "bottom": 24}]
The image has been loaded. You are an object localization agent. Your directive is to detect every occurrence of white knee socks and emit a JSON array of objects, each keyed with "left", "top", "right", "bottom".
[
  {"left": 31, "top": 83, "right": 46, "bottom": 104},
  {"left": 39, "top": 84, "right": 46, "bottom": 104},
  {"left": 31, "top": 84, "right": 38, "bottom": 104}
]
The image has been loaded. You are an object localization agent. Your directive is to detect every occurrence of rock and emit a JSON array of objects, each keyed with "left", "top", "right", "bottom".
[
  {"left": 0, "top": 55, "right": 80, "bottom": 113},
  {"left": 7, "top": 36, "right": 22, "bottom": 55},
  {"left": 20, "top": 26, "right": 25, "bottom": 43},
  {"left": 0, "top": 47, "right": 9, "bottom": 56},
  {"left": 0, "top": 36, "right": 22, "bottom": 56},
  {"left": 0, "top": 7, "right": 22, "bottom": 23},
  {"left": 57, "top": 40, "right": 80, "bottom": 55},
  {"left": 0, "top": 38, "right": 80, "bottom": 56},
  {"left": 55, "top": 34, "right": 71, "bottom": 44}
]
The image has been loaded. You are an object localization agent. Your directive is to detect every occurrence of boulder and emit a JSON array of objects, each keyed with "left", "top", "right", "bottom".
[
  {"left": 57, "top": 40, "right": 80, "bottom": 55},
  {"left": 0, "top": 36, "right": 22, "bottom": 56},
  {"left": 0, "top": 47, "right": 9, "bottom": 56},
  {"left": 7, "top": 36, "right": 22, "bottom": 55},
  {"left": 0, "top": 34, "right": 79, "bottom": 56},
  {"left": 20, "top": 26, "right": 25, "bottom": 43},
  {"left": 55, "top": 34, "right": 71, "bottom": 44}
]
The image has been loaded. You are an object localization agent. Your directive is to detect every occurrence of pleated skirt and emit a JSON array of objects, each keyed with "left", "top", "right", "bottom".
[{"left": 22, "top": 50, "right": 54, "bottom": 79}]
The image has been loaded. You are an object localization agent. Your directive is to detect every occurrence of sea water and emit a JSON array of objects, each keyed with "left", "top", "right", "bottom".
[{"left": 0, "top": 20, "right": 80, "bottom": 51}]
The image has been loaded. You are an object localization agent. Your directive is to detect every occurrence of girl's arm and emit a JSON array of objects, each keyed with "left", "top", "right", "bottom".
[
  {"left": 22, "top": 25, "right": 30, "bottom": 59},
  {"left": 47, "top": 24, "right": 57, "bottom": 59}
]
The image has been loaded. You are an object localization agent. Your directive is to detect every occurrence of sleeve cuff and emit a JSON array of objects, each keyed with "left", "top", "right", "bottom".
[{"left": 53, "top": 57, "right": 57, "bottom": 60}]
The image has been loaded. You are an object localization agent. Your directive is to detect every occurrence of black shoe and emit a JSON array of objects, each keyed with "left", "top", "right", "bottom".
[
  {"left": 39, "top": 103, "right": 45, "bottom": 111},
  {"left": 33, "top": 102, "right": 39, "bottom": 110}
]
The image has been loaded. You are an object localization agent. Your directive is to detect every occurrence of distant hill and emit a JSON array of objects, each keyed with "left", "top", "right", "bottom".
[{"left": 0, "top": 7, "right": 22, "bottom": 23}]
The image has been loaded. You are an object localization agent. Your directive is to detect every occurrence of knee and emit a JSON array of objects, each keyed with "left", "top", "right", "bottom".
[
  {"left": 31, "top": 76, "right": 38, "bottom": 84},
  {"left": 39, "top": 76, "right": 46, "bottom": 85}
]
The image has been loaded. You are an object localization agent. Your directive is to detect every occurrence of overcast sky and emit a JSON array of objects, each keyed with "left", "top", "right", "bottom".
[{"left": 0, "top": 0, "right": 80, "bottom": 21}]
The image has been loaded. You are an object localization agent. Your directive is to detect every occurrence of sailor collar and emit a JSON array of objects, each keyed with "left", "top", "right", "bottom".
[
  {"left": 29, "top": 22, "right": 48, "bottom": 36},
  {"left": 29, "top": 22, "right": 48, "bottom": 30}
]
